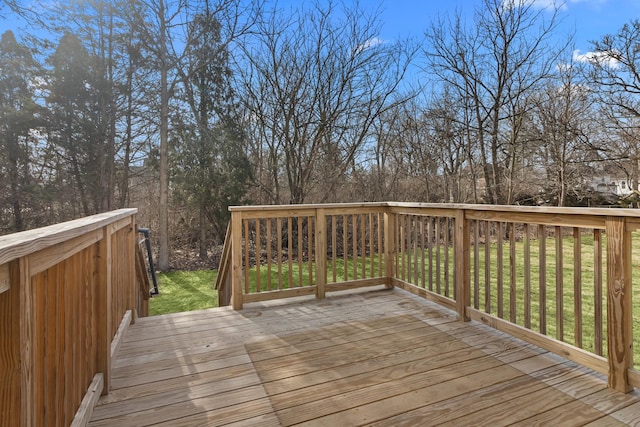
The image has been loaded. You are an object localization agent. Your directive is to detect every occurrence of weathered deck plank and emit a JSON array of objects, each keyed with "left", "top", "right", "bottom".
[{"left": 89, "top": 287, "right": 640, "bottom": 426}]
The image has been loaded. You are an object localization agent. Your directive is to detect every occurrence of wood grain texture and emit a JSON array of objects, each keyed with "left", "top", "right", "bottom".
[
  {"left": 454, "top": 210, "right": 470, "bottom": 321},
  {"left": 539, "top": 224, "right": 547, "bottom": 334},
  {"left": 0, "top": 211, "right": 140, "bottom": 426},
  {"left": 89, "top": 288, "right": 640, "bottom": 426},
  {"left": 467, "top": 308, "right": 609, "bottom": 376},
  {"left": 605, "top": 217, "right": 633, "bottom": 393},
  {"left": 0, "top": 208, "right": 137, "bottom": 266},
  {"left": 383, "top": 212, "right": 395, "bottom": 288},
  {"left": 574, "top": 227, "right": 583, "bottom": 348},
  {"left": 0, "top": 263, "right": 9, "bottom": 294},
  {"left": 594, "top": 229, "right": 603, "bottom": 356},
  {"left": 231, "top": 212, "right": 243, "bottom": 310},
  {"left": 556, "top": 226, "right": 564, "bottom": 341},
  {"left": 315, "top": 209, "right": 326, "bottom": 299},
  {"left": 71, "top": 373, "right": 104, "bottom": 427},
  {"left": 0, "top": 261, "right": 21, "bottom": 427},
  {"left": 19, "top": 256, "right": 34, "bottom": 427}
]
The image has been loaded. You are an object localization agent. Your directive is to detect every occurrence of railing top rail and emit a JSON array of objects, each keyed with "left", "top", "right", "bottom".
[
  {"left": 229, "top": 201, "right": 640, "bottom": 218},
  {"left": 0, "top": 208, "right": 138, "bottom": 265},
  {"left": 229, "top": 202, "right": 389, "bottom": 212}
]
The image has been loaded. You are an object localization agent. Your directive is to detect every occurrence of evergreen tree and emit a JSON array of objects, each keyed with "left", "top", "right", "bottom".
[
  {"left": 0, "top": 30, "right": 42, "bottom": 231},
  {"left": 46, "top": 33, "right": 105, "bottom": 216},
  {"left": 174, "top": 11, "right": 251, "bottom": 258}
]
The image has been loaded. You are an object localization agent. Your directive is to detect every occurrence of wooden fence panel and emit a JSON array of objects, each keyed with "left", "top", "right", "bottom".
[{"left": 0, "top": 209, "right": 139, "bottom": 426}]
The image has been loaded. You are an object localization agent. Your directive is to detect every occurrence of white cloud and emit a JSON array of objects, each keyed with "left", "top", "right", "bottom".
[
  {"left": 567, "top": 0, "right": 608, "bottom": 4},
  {"left": 505, "top": 0, "right": 609, "bottom": 11},
  {"left": 354, "top": 37, "right": 385, "bottom": 54},
  {"left": 501, "top": 0, "right": 565, "bottom": 10},
  {"left": 530, "top": 0, "right": 564, "bottom": 9},
  {"left": 573, "top": 49, "right": 620, "bottom": 68}
]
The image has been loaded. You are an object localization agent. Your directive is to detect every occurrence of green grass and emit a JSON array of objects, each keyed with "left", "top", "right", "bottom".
[
  {"left": 148, "top": 232, "right": 640, "bottom": 368},
  {"left": 149, "top": 270, "right": 218, "bottom": 315},
  {"left": 397, "top": 231, "right": 640, "bottom": 368}
]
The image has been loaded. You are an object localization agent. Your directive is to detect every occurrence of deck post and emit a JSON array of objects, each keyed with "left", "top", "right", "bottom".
[
  {"left": 96, "top": 226, "right": 113, "bottom": 395},
  {"left": 315, "top": 209, "right": 327, "bottom": 299},
  {"left": 128, "top": 216, "right": 137, "bottom": 324},
  {"left": 384, "top": 208, "right": 396, "bottom": 288},
  {"left": 0, "top": 261, "right": 22, "bottom": 426},
  {"left": 231, "top": 211, "right": 243, "bottom": 310},
  {"left": 605, "top": 216, "right": 633, "bottom": 393},
  {"left": 455, "top": 209, "right": 470, "bottom": 322}
]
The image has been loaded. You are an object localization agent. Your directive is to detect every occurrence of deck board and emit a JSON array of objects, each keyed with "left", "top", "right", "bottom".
[{"left": 89, "top": 287, "right": 640, "bottom": 426}]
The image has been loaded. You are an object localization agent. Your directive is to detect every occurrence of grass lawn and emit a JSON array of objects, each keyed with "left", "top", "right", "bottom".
[
  {"left": 149, "top": 270, "right": 218, "bottom": 315},
  {"left": 148, "top": 231, "right": 640, "bottom": 368}
]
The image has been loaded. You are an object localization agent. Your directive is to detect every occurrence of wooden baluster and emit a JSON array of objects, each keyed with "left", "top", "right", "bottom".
[
  {"left": 509, "top": 222, "right": 516, "bottom": 323},
  {"left": 244, "top": 219, "right": 250, "bottom": 294},
  {"left": 298, "top": 217, "right": 303, "bottom": 287},
  {"left": 353, "top": 215, "right": 358, "bottom": 280},
  {"left": 266, "top": 218, "right": 272, "bottom": 291},
  {"left": 445, "top": 218, "right": 450, "bottom": 298},
  {"left": 594, "top": 229, "right": 603, "bottom": 356},
  {"left": 332, "top": 216, "right": 337, "bottom": 283},
  {"left": 524, "top": 223, "right": 531, "bottom": 329},
  {"left": 361, "top": 214, "right": 366, "bottom": 279},
  {"left": 377, "top": 213, "right": 383, "bottom": 277},
  {"left": 474, "top": 220, "right": 480, "bottom": 309},
  {"left": 455, "top": 209, "right": 470, "bottom": 321},
  {"left": 539, "top": 224, "right": 546, "bottom": 335},
  {"left": 436, "top": 217, "right": 441, "bottom": 294},
  {"left": 315, "top": 209, "right": 326, "bottom": 299},
  {"left": 574, "top": 227, "right": 582, "bottom": 348},
  {"left": 369, "top": 213, "right": 374, "bottom": 278},
  {"left": 308, "top": 216, "right": 313, "bottom": 286},
  {"left": 256, "top": 219, "right": 261, "bottom": 293},
  {"left": 277, "top": 218, "right": 283, "bottom": 291},
  {"left": 428, "top": 217, "right": 433, "bottom": 291},
  {"left": 555, "top": 226, "right": 564, "bottom": 341},
  {"left": 231, "top": 211, "right": 243, "bottom": 310},
  {"left": 384, "top": 210, "right": 396, "bottom": 289},
  {"left": 497, "top": 222, "right": 504, "bottom": 319},
  {"left": 484, "top": 221, "right": 490, "bottom": 313},
  {"left": 399, "top": 215, "right": 405, "bottom": 282},
  {"left": 343, "top": 215, "right": 348, "bottom": 282},
  {"left": 421, "top": 217, "right": 426, "bottom": 289},
  {"left": 288, "top": 218, "right": 293, "bottom": 288}
]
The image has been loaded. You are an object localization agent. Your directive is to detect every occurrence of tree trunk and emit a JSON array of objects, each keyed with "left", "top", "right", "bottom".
[{"left": 158, "top": 0, "right": 170, "bottom": 270}]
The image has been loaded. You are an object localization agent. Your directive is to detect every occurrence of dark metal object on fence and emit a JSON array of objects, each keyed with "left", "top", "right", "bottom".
[{"left": 138, "top": 228, "right": 159, "bottom": 295}]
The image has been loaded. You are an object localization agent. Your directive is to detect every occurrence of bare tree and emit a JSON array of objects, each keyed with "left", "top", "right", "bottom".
[
  {"left": 525, "top": 58, "right": 595, "bottom": 206},
  {"left": 240, "top": 0, "right": 417, "bottom": 205},
  {"left": 425, "top": 0, "right": 566, "bottom": 204},
  {"left": 584, "top": 19, "right": 640, "bottom": 196}
]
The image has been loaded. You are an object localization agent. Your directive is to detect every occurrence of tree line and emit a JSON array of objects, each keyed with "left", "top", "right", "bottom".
[{"left": 1, "top": 0, "right": 639, "bottom": 269}]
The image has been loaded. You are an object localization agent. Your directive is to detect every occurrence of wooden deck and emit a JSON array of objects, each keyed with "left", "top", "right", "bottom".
[{"left": 89, "top": 288, "right": 640, "bottom": 426}]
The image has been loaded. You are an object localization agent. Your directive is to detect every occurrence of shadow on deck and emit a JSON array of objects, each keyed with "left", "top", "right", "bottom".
[{"left": 89, "top": 288, "right": 640, "bottom": 426}]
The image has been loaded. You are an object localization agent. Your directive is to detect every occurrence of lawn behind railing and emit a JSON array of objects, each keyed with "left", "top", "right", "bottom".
[{"left": 217, "top": 202, "right": 640, "bottom": 393}]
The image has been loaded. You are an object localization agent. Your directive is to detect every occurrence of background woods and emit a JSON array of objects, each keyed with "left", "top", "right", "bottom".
[{"left": 1, "top": 0, "right": 640, "bottom": 269}]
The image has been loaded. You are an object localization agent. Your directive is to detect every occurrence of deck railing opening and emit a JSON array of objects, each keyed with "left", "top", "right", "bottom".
[{"left": 218, "top": 202, "right": 640, "bottom": 394}]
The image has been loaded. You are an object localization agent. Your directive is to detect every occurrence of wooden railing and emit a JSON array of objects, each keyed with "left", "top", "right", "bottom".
[
  {"left": 219, "top": 202, "right": 640, "bottom": 393},
  {"left": 0, "top": 208, "right": 144, "bottom": 426}
]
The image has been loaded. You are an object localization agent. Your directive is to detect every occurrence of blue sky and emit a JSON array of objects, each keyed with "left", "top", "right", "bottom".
[
  {"left": 373, "top": 0, "right": 640, "bottom": 57},
  {"left": 2, "top": 0, "right": 637, "bottom": 57}
]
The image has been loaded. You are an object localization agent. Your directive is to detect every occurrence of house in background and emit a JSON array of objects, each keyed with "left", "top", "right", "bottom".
[{"left": 589, "top": 175, "right": 636, "bottom": 196}]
